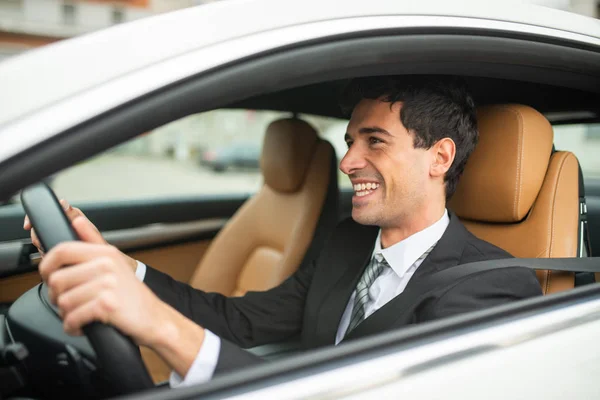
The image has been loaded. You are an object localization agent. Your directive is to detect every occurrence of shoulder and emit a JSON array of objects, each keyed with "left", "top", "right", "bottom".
[
  {"left": 459, "top": 230, "right": 513, "bottom": 264},
  {"left": 419, "top": 266, "right": 543, "bottom": 322},
  {"left": 456, "top": 233, "right": 541, "bottom": 295}
]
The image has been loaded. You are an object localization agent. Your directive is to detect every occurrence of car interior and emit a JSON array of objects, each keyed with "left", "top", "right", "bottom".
[
  {"left": 1, "top": 72, "right": 600, "bottom": 398},
  {"left": 140, "top": 118, "right": 340, "bottom": 381}
]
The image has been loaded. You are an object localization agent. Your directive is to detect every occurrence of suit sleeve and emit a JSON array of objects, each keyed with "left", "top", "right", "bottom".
[
  {"left": 143, "top": 259, "right": 316, "bottom": 349},
  {"left": 418, "top": 267, "right": 543, "bottom": 322}
]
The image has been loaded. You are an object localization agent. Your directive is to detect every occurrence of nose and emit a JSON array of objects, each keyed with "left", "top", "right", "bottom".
[{"left": 339, "top": 144, "right": 367, "bottom": 175}]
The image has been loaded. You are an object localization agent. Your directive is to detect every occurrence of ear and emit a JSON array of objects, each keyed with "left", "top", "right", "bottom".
[{"left": 430, "top": 138, "right": 456, "bottom": 179}]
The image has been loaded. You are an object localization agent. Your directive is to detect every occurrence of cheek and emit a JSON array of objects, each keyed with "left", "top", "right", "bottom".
[{"left": 385, "top": 157, "right": 427, "bottom": 195}]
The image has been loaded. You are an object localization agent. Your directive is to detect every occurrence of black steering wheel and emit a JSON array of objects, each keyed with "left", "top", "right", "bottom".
[{"left": 7, "top": 183, "right": 153, "bottom": 397}]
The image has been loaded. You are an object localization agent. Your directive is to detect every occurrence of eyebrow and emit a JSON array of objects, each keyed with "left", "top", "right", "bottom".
[{"left": 345, "top": 126, "right": 392, "bottom": 141}]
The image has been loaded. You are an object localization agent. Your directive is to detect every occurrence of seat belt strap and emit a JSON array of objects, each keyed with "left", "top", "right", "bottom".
[{"left": 401, "top": 257, "right": 600, "bottom": 300}]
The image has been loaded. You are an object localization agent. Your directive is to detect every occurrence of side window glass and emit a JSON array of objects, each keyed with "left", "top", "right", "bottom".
[
  {"left": 48, "top": 110, "right": 289, "bottom": 202},
  {"left": 553, "top": 123, "right": 600, "bottom": 178},
  {"left": 40, "top": 110, "right": 351, "bottom": 203}
]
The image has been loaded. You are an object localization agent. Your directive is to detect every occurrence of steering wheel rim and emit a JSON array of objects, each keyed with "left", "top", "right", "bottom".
[{"left": 19, "top": 183, "right": 154, "bottom": 395}]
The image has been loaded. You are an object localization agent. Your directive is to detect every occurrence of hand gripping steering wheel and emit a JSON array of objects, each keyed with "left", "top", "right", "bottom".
[{"left": 19, "top": 183, "right": 154, "bottom": 395}]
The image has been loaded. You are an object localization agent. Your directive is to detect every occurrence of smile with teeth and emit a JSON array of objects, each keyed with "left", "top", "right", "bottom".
[{"left": 353, "top": 182, "right": 380, "bottom": 197}]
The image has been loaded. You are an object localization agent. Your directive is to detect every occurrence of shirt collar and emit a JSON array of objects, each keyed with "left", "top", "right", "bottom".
[{"left": 373, "top": 209, "right": 450, "bottom": 278}]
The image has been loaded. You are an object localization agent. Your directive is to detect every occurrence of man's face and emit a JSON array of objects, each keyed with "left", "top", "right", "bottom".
[{"left": 340, "top": 98, "right": 433, "bottom": 228}]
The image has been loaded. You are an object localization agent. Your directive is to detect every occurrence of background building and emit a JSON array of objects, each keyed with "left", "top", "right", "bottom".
[{"left": 0, "top": 0, "right": 213, "bottom": 60}]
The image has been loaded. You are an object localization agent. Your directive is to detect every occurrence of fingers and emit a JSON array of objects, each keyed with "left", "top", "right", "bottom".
[
  {"left": 60, "top": 199, "right": 87, "bottom": 223},
  {"left": 56, "top": 272, "right": 118, "bottom": 316},
  {"left": 62, "top": 293, "right": 116, "bottom": 336},
  {"left": 24, "top": 199, "right": 83, "bottom": 231},
  {"left": 25, "top": 199, "right": 88, "bottom": 255},
  {"left": 72, "top": 216, "right": 106, "bottom": 245},
  {"left": 46, "top": 257, "right": 116, "bottom": 304},
  {"left": 39, "top": 242, "right": 121, "bottom": 282},
  {"left": 30, "top": 228, "right": 44, "bottom": 256},
  {"left": 25, "top": 197, "right": 106, "bottom": 259}
]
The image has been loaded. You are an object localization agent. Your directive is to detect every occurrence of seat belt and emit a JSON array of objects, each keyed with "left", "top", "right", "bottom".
[
  {"left": 577, "top": 162, "right": 592, "bottom": 258},
  {"left": 575, "top": 158, "right": 594, "bottom": 285},
  {"left": 401, "top": 257, "right": 600, "bottom": 300}
]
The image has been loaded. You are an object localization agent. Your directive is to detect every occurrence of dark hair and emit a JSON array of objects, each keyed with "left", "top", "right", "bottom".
[{"left": 340, "top": 76, "right": 478, "bottom": 200}]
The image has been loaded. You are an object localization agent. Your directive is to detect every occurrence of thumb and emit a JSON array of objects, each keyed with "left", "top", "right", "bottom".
[{"left": 71, "top": 215, "right": 106, "bottom": 245}]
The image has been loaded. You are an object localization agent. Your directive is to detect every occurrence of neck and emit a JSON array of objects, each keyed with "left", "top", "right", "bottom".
[{"left": 380, "top": 203, "right": 446, "bottom": 249}]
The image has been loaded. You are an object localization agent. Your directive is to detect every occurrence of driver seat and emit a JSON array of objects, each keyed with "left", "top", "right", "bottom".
[{"left": 449, "top": 104, "right": 580, "bottom": 295}]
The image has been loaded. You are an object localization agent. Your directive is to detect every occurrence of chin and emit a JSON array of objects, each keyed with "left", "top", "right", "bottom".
[{"left": 351, "top": 209, "right": 380, "bottom": 226}]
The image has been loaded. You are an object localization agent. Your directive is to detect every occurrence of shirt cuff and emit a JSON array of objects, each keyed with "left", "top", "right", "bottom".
[
  {"left": 169, "top": 329, "right": 221, "bottom": 388},
  {"left": 135, "top": 260, "right": 147, "bottom": 282}
]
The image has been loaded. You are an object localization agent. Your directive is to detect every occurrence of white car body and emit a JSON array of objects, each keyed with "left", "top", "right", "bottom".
[{"left": 1, "top": 1, "right": 600, "bottom": 399}]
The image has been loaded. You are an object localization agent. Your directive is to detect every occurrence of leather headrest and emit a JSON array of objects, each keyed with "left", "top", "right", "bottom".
[
  {"left": 450, "top": 104, "right": 554, "bottom": 223},
  {"left": 261, "top": 118, "right": 319, "bottom": 193}
]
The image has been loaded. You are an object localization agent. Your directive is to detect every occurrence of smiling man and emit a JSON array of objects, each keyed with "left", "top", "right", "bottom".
[{"left": 27, "top": 76, "right": 543, "bottom": 387}]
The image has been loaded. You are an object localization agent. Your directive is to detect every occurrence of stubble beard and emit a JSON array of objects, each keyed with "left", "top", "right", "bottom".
[{"left": 352, "top": 191, "right": 387, "bottom": 227}]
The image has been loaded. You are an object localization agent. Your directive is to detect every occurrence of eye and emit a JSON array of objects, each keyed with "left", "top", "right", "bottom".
[
  {"left": 369, "top": 136, "right": 383, "bottom": 145},
  {"left": 345, "top": 140, "right": 353, "bottom": 149}
]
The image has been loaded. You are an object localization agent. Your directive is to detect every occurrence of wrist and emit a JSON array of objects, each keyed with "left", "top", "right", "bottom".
[
  {"left": 147, "top": 304, "right": 205, "bottom": 378},
  {"left": 125, "top": 255, "right": 138, "bottom": 273}
]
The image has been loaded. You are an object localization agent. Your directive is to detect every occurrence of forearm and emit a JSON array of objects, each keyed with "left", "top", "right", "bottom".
[{"left": 143, "top": 264, "right": 310, "bottom": 348}]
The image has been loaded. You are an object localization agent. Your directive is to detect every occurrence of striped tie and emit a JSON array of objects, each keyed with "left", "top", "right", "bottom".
[{"left": 344, "top": 241, "right": 438, "bottom": 337}]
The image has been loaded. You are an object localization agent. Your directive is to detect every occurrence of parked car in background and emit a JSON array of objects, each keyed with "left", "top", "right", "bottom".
[{"left": 200, "top": 143, "right": 261, "bottom": 172}]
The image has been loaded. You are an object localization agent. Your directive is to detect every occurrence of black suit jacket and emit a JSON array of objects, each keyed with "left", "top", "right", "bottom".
[{"left": 144, "top": 212, "right": 542, "bottom": 374}]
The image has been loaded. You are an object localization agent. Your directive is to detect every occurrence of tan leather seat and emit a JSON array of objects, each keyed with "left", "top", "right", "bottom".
[
  {"left": 449, "top": 104, "right": 580, "bottom": 295},
  {"left": 189, "top": 118, "right": 338, "bottom": 296}
]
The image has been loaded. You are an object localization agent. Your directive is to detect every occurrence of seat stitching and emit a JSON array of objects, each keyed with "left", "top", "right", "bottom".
[
  {"left": 500, "top": 105, "right": 524, "bottom": 220},
  {"left": 547, "top": 153, "right": 571, "bottom": 292},
  {"left": 516, "top": 108, "right": 524, "bottom": 221},
  {"left": 550, "top": 153, "right": 570, "bottom": 258},
  {"left": 534, "top": 248, "right": 550, "bottom": 258}
]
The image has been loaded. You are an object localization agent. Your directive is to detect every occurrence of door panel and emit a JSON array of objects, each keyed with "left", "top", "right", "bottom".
[
  {"left": 0, "top": 271, "right": 41, "bottom": 304},
  {"left": 128, "top": 239, "right": 212, "bottom": 284},
  {"left": 0, "top": 196, "right": 245, "bottom": 306},
  {"left": 0, "top": 195, "right": 247, "bottom": 242}
]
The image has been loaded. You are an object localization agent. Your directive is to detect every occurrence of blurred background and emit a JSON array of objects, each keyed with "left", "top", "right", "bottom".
[
  {"left": 0, "top": 0, "right": 597, "bottom": 61},
  {"left": 0, "top": 0, "right": 598, "bottom": 203}
]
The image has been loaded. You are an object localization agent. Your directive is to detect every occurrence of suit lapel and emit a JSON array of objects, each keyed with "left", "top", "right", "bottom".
[
  {"left": 311, "top": 220, "right": 378, "bottom": 347},
  {"left": 342, "top": 212, "right": 470, "bottom": 342},
  {"left": 410, "top": 212, "right": 469, "bottom": 281}
]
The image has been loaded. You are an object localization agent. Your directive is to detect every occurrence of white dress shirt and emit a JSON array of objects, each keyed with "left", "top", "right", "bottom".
[{"left": 135, "top": 209, "right": 450, "bottom": 387}]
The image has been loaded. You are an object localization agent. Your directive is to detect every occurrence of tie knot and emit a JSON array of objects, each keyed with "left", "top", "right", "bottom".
[{"left": 374, "top": 253, "right": 389, "bottom": 268}]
